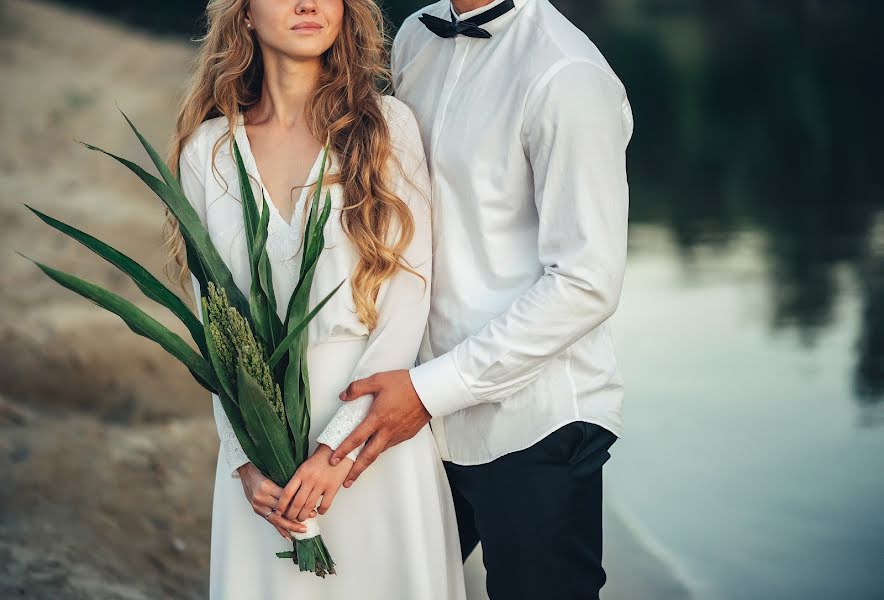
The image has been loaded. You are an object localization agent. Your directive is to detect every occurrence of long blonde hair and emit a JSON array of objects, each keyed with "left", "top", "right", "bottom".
[{"left": 162, "top": 0, "right": 426, "bottom": 331}]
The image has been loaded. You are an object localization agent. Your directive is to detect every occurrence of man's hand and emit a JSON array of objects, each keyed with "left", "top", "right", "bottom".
[{"left": 329, "top": 369, "right": 431, "bottom": 487}]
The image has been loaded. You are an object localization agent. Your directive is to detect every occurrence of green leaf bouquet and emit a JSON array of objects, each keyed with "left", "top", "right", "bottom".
[{"left": 17, "top": 108, "right": 344, "bottom": 577}]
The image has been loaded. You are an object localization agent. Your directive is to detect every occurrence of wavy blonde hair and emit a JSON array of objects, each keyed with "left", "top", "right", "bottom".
[{"left": 162, "top": 0, "right": 426, "bottom": 331}]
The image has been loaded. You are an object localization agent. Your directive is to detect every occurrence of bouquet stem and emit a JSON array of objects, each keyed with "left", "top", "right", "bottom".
[{"left": 276, "top": 534, "right": 336, "bottom": 578}]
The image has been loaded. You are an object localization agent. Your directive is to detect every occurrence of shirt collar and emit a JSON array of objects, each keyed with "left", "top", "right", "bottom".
[{"left": 448, "top": 0, "right": 531, "bottom": 36}]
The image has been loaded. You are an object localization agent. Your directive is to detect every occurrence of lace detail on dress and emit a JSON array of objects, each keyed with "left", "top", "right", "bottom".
[
  {"left": 263, "top": 198, "right": 305, "bottom": 279},
  {"left": 315, "top": 394, "right": 373, "bottom": 461},
  {"left": 213, "top": 394, "right": 251, "bottom": 478}
]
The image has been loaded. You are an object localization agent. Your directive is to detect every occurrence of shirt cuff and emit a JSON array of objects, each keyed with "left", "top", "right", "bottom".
[{"left": 408, "top": 352, "right": 476, "bottom": 418}]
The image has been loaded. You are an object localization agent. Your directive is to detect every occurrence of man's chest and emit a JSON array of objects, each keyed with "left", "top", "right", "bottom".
[{"left": 395, "top": 41, "right": 535, "bottom": 206}]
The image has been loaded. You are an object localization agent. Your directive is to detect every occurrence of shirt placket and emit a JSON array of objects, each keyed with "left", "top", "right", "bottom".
[
  {"left": 426, "top": 35, "right": 472, "bottom": 463},
  {"left": 429, "top": 35, "right": 472, "bottom": 170}
]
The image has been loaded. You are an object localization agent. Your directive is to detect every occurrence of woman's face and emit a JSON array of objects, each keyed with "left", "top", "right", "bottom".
[{"left": 245, "top": 0, "right": 344, "bottom": 60}]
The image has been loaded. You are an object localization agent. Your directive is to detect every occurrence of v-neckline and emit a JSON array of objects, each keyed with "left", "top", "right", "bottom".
[{"left": 234, "top": 112, "right": 325, "bottom": 229}]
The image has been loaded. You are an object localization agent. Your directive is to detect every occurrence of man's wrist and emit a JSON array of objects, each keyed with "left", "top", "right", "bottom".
[{"left": 408, "top": 352, "right": 476, "bottom": 418}]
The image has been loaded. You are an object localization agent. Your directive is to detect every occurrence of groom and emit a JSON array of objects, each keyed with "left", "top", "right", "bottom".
[{"left": 329, "top": 0, "right": 632, "bottom": 597}]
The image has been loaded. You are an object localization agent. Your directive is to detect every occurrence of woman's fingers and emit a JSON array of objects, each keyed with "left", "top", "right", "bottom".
[
  {"left": 286, "top": 483, "right": 314, "bottom": 521},
  {"left": 243, "top": 472, "right": 321, "bottom": 541},
  {"left": 268, "top": 509, "right": 310, "bottom": 534},
  {"left": 275, "top": 476, "right": 302, "bottom": 516},
  {"left": 298, "top": 488, "right": 324, "bottom": 522},
  {"left": 262, "top": 479, "right": 284, "bottom": 501},
  {"left": 247, "top": 472, "right": 285, "bottom": 512},
  {"left": 254, "top": 504, "right": 305, "bottom": 539},
  {"left": 317, "top": 487, "right": 338, "bottom": 516},
  {"left": 262, "top": 509, "right": 319, "bottom": 541},
  {"left": 254, "top": 505, "right": 320, "bottom": 541}
]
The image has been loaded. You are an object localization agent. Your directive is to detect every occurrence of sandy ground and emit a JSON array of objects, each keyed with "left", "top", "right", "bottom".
[{"left": 0, "top": 1, "right": 692, "bottom": 598}]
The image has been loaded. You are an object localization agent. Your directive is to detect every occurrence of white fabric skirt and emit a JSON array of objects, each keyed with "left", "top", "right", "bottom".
[{"left": 208, "top": 338, "right": 467, "bottom": 599}]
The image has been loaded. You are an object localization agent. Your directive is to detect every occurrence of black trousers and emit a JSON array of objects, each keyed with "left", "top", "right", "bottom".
[{"left": 444, "top": 421, "right": 617, "bottom": 600}]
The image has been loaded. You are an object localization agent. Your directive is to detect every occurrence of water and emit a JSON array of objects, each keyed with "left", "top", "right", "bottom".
[
  {"left": 607, "top": 224, "right": 884, "bottom": 598},
  {"left": 575, "top": 4, "right": 884, "bottom": 597},
  {"left": 52, "top": 1, "right": 884, "bottom": 597}
]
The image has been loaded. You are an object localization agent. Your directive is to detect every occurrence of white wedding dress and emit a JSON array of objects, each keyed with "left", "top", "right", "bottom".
[{"left": 178, "top": 95, "right": 466, "bottom": 599}]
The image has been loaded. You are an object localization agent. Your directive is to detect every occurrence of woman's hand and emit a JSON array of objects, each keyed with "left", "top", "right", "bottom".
[
  {"left": 237, "top": 462, "right": 318, "bottom": 541},
  {"left": 276, "top": 444, "right": 354, "bottom": 523}
]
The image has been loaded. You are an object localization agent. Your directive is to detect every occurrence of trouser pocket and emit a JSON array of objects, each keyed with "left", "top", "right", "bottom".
[{"left": 567, "top": 421, "right": 617, "bottom": 470}]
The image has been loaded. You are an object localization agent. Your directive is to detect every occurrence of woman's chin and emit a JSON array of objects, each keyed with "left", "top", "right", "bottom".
[{"left": 277, "top": 40, "right": 333, "bottom": 61}]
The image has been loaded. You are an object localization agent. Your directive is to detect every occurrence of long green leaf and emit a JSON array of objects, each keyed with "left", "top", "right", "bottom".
[
  {"left": 75, "top": 138, "right": 251, "bottom": 325},
  {"left": 24, "top": 204, "right": 208, "bottom": 358},
  {"left": 268, "top": 278, "right": 346, "bottom": 369},
  {"left": 285, "top": 261, "right": 318, "bottom": 339},
  {"left": 18, "top": 252, "right": 217, "bottom": 393},
  {"left": 232, "top": 138, "right": 261, "bottom": 268},
  {"left": 282, "top": 340, "right": 304, "bottom": 459},
  {"left": 253, "top": 193, "right": 276, "bottom": 315},
  {"left": 187, "top": 241, "right": 208, "bottom": 303},
  {"left": 116, "top": 104, "right": 179, "bottom": 190},
  {"left": 258, "top": 250, "right": 283, "bottom": 347},
  {"left": 284, "top": 247, "right": 318, "bottom": 331},
  {"left": 107, "top": 109, "right": 248, "bottom": 318},
  {"left": 237, "top": 361, "right": 296, "bottom": 486},
  {"left": 297, "top": 144, "right": 330, "bottom": 277},
  {"left": 232, "top": 140, "right": 281, "bottom": 350},
  {"left": 277, "top": 194, "right": 336, "bottom": 453},
  {"left": 284, "top": 189, "right": 334, "bottom": 330},
  {"left": 216, "top": 386, "right": 267, "bottom": 476},
  {"left": 279, "top": 146, "right": 332, "bottom": 467},
  {"left": 248, "top": 203, "right": 272, "bottom": 347},
  {"left": 298, "top": 341, "right": 312, "bottom": 462},
  {"left": 282, "top": 335, "right": 311, "bottom": 467},
  {"left": 304, "top": 190, "right": 333, "bottom": 268}
]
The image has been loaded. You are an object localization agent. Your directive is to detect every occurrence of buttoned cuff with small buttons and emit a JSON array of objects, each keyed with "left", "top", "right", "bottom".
[{"left": 408, "top": 352, "right": 476, "bottom": 418}]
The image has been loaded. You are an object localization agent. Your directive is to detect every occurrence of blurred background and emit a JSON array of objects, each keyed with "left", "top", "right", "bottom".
[{"left": 1, "top": 0, "right": 881, "bottom": 598}]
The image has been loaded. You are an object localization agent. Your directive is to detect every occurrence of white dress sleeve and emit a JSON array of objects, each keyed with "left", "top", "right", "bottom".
[
  {"left": 314, "top": 100, "right": 433, "bottom": 461},
  {"left": 179, "top": 139, "right": 252, "bottom": 479}
]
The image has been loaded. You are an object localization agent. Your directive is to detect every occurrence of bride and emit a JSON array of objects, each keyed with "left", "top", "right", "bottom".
[{"left": 162, "top": 1, "right": 466, "bottom": 598}]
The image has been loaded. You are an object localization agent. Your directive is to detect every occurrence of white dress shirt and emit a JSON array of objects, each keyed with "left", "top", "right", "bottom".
[
  {"left": 178, "top": 96, "right": 434, "bottom": 477},
  {"left": 394, "top": 0, "right": 634, "bottom": 465}
]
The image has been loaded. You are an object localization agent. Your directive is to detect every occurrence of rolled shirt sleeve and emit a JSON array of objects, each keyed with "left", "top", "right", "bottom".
[{"left": 409, "top": 58, "right": 633, "bottom": 419}]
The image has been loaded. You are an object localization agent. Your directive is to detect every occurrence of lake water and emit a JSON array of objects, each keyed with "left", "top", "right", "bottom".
[
  {"left": 579, "top": 4, "right": 884, "bottom": 597},
  {"left": 608, "top": 222, "right": 884, "bottom": 599}
]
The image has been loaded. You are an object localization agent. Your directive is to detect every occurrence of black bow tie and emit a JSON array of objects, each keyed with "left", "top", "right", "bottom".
[{"left": 419, "top": 0, "right": 516, "bottom": 39}]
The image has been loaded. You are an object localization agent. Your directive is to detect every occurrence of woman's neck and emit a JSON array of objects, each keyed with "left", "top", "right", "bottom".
[{"left": 248, "top": 53, "right": 322, "bottom": 129}]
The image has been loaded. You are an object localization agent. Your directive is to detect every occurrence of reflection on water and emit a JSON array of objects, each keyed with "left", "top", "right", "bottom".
[
  {"left": 609, "top": 224, "right": 884, "bottom": 599},
  {"left": 567, "top": 4, "right": 884, "bottom": 598},
  {"left": 557, "top": 1, "right": 884, "bottom": 408},
  {"left": 50, "top": 0, "right": 884, "bottom": 597}
]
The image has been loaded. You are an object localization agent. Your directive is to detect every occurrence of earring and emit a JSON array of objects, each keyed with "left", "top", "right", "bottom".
[{"left": 246, "top": 22, "right": 253, "bottom": 29}]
